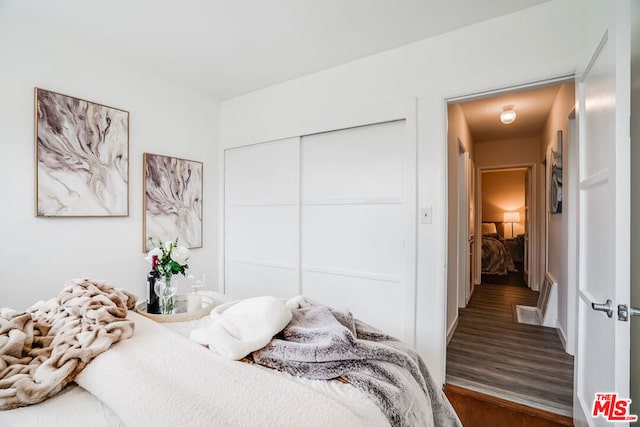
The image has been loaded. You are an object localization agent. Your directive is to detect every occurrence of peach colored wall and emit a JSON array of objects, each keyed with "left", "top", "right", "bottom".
[
  {"left": 475, "top": 137, "right": 541, "bottom": 168},
  {"left": 541, "top": 83, "right": 575, "bottom": 157},
  {"left": 446, "top": 103, "right": 475, "bottom": 335},
  {"left": 481, "top": 169, "right": 526, "bottom": 237},
  {"left": 540, "top": 82, "right": 575, "bottom": 350},
  {"left": 475, "top": 136, "right": 541, "bottom": 287}
]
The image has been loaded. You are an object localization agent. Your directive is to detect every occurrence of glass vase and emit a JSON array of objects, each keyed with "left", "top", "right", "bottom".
[{"left": 154, "top": 275, "right": 177, "bottom": 314}]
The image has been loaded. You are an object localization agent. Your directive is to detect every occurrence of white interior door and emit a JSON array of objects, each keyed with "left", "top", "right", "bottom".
[
  {"left": 575, "top": 2, "right": 632, "bottom": 425},
  {"left": 224, "top": 138, "right": 300, "bottom": 299}
]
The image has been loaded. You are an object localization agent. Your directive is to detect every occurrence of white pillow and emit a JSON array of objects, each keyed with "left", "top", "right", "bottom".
[{"left": 482, "top": 222, "right": 497, "bottom": 235}]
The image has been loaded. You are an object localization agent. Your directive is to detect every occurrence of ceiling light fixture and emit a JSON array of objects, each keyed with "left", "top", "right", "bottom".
[{"left": 500, "top": 105, "right": 517, "bottom": 124}]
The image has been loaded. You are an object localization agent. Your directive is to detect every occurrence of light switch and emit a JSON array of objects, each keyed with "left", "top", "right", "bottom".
[{"left": 420, "top": 207, "right": 432, "bottom": 224}]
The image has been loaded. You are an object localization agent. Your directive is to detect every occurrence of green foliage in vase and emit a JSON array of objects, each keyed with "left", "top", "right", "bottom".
[{"left": 145, "top": 237, "right": 190, "bottom": 278}]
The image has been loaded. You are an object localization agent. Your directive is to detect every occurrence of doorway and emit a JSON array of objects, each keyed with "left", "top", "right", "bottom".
[
  {"left": 445, "top": 79, "right": 576, "bottom": 416},
  {"left": 478, "top": 167, "right": 531, "bottom": 287}
]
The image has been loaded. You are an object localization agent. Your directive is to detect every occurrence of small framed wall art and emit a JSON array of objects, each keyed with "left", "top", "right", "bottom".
[
  {"left": 547, "top": 130, "right": 563, "bottom": 214},
  {"left": 35, "top": 88, "right": 129, "bottom": 217},
  {"left": 143, "top": 153, "right": 203, "bottom": 251}
]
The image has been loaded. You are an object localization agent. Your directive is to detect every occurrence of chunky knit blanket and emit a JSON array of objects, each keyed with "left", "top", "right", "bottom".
[
  {"left": 253, "top": 305, "right": 461, "bottom": 427},
  {"left": 0, "top": 278, "right": 136, "bottom": 410}
]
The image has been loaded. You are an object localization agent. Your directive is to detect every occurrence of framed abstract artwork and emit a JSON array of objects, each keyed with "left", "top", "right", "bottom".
[
  {"left": 547, "top": 130, "right": 563, "bottom": 214},
  {"left": 35, "top": 88, "right": 129, "bottom": 217},
  {"left": 143, "top": 153, "right": 203, "bottom": 251}
]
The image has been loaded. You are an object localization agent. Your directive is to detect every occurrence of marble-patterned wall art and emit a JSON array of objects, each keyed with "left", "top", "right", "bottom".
[
  {"left": 547, "top": 130, "right": 563, "bottom": 214},
  {"left": 143, "top": 153, "right": 203, "bottom": 251},
  {"left": 35, "top": 88, "right": 129, "bottom": 217}
]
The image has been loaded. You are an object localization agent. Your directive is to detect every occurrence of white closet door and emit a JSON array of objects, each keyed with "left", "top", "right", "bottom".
[
  {"left": 224, "top": 138, "right": 299, "bottom": 298},
  {"left": 301, "top": 120, "right": 414, "bottom": 343}
]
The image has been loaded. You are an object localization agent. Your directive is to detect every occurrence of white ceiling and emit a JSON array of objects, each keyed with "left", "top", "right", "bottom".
[
  {"left": 455, "top": 84, "right": 563, "bottom": 142},
  {"left": 2, "top": 0, "right": 549, "bottom": 100}
]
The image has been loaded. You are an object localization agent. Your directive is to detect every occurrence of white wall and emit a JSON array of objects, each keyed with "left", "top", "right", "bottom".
[
  {"left": 0, "top": 13, "right": 220, "bottom": 310},
  {"left": 541, "top": 83, "right": 575, "bottom": 349},
  {"left": 220, "top": 0, "right": 582, "bottom": 384}
]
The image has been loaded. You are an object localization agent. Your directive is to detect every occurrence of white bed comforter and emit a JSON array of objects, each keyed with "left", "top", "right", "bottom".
[
  {"left": 74, "top": 312, "right": 387, "bottom": 427},
  {"left": 0, "top": 310, "right": 387, "bottom": 427}
]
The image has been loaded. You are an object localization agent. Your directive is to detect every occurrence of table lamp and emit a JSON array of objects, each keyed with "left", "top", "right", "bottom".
[{"left": 503, "top": 211, "right": 520, "bottom": 238}]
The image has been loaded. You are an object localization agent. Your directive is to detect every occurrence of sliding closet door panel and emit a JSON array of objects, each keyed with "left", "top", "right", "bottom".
[
  {"left": 302, "top": 121, "right": 404, "bottom": 202},
  {"left": 301, "top": 120, "right": 412, "bottom": 343},
  {"left": 302, "top": 271, "right": 404, "bottom": 339},
  {"left": 224, "top": 138, "right": 299, "bottom": 298},
  {"left": 302, "top": 204, "right": 405, "bottom": 278},
  {"left": 226, "top": 262, "right": 298, "bottom": 299},
  {"left": 225, "top": 139, "right": 298, "bottom": 205},
  {"left": 226, "top": 206, "right": 298, "bottom": 264}
]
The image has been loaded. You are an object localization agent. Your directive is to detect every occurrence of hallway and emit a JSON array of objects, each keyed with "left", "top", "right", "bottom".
[{"left": 446, "top": 284, "right": 574, "bottom": 417}]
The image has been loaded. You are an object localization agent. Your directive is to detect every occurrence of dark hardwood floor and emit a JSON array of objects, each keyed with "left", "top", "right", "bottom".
[
  {"left": 446, "top": 284, "right": 574, "bottom": 417},
  {"left": 445, "top": 384, "right": 573, "bottom": 427}
]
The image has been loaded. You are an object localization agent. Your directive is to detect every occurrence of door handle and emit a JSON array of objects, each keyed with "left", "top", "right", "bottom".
[
  {"left": 617, "top": 304, "right": 640, "bottom": 321},
  {"left": 592, "top": 299, "right": 614, "bottom": 318}
]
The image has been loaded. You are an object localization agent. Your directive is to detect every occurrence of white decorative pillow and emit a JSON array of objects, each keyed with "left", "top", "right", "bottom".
[{"left": 482, "top": 222, "right": 497, "bottom": 235}]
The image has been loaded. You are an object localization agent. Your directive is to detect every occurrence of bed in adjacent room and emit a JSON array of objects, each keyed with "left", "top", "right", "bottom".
[
  {"left": 481, "top": 222, "right": 517, "bottom": 276},
  {"left": 0, "top": 279, "right": 460, "bottom": 427}
]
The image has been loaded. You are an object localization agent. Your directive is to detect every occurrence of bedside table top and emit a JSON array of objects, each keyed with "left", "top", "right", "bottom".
[{"left": 136, "top": 293, "right": 217, "bottom": 323}]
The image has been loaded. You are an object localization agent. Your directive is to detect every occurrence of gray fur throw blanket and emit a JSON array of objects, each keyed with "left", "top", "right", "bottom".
[
  {"left": 0, "top": 278, "right": 136, "bottom": 410},
  {"left": 252, "top": 306, "right": 461, "bottom": 427}
]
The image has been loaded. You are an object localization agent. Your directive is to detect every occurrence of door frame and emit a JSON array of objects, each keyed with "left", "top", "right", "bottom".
[
  {"left": 457, "top": 142, "right": 470, "bottom": 307},
  {"left": 444, "top": 74, "right": 578, "bottom": 382}
]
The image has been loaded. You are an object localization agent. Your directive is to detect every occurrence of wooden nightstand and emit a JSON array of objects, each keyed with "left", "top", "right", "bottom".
[{"left": 505, "top": 238, "right": 524, "bottom": 263}]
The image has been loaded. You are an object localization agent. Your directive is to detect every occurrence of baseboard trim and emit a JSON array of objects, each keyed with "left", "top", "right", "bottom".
[
  {"left": 446, "top": 317, "right": 458, "bottom": 345},
  {"left": 556, "top": 326, "right": 568, "bottom": 351},
  {"left": 465, "top": 286, "right": 475, "bottom": 304}
]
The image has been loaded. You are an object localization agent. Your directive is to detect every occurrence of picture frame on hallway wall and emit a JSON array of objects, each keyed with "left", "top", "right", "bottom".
[
  {"left": 547, "top": 130, "right": 563, "bottom": 214},
  {"left": 34, "top": 88, "right": 129, "bottom": 217},
  {"left": 143, "top": 153, "right": 203, "bottom": 251}
]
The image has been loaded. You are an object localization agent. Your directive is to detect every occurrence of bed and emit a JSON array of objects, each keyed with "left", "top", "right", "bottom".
[
  {"left": 0, "top": 279, "right": 461, "bottom": 427},
  {"left": 481, "top": 222, "right": 517, "bottom": 276}
]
